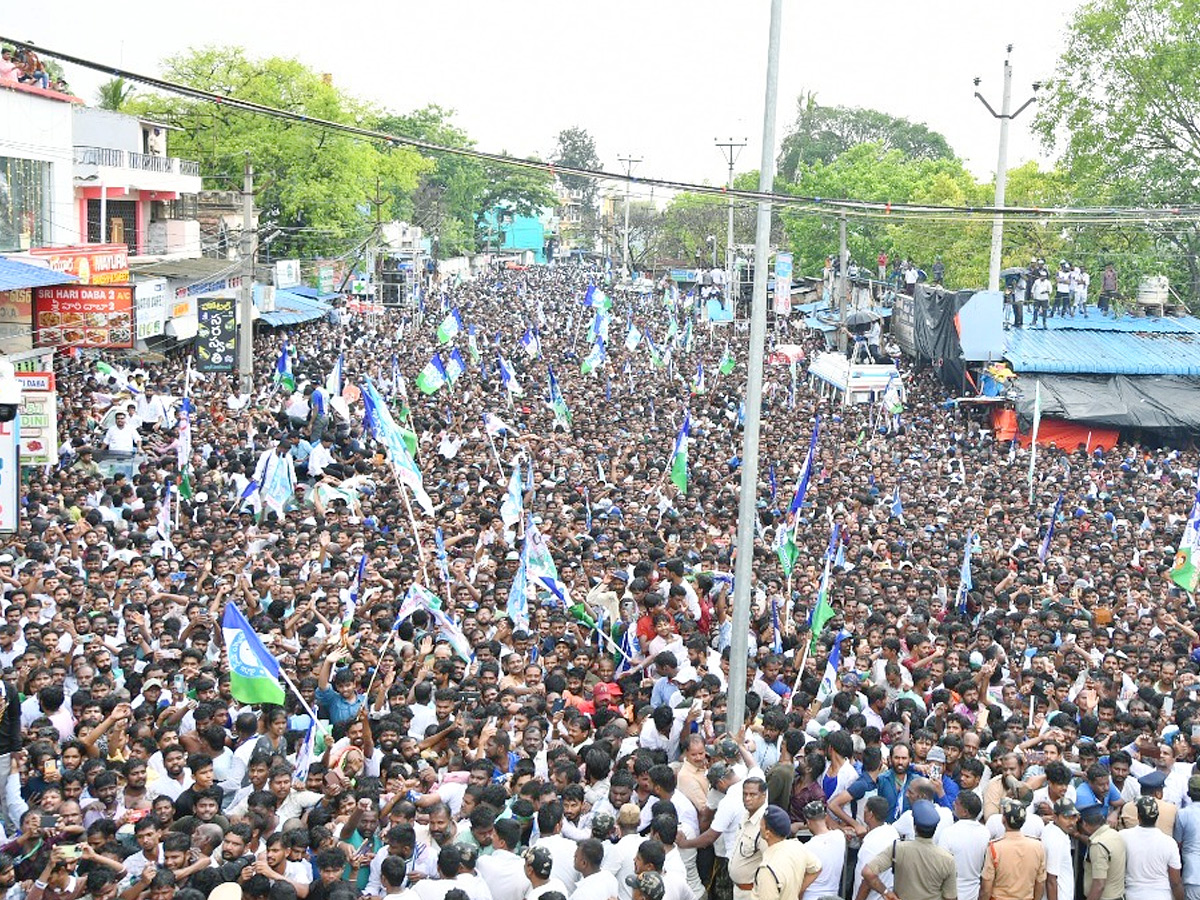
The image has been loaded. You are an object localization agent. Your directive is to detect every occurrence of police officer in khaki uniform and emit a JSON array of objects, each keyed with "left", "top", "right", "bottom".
[
  {"left": 1080, "top": 804, "right": 1127, "bottom": 900},
  {"left": 858, "top": 800, "right": 958, "bottom": 900},
  {"left": 980, "top": 797, "right": 1047, "bottom": 900}
]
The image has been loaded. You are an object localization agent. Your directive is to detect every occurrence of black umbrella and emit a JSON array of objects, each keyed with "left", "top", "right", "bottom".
[
  {"left": 1000, "top": 267, "right": 1030, "bottom": 277},
  {"left": 845, "top": 310, "right": 881, "bottom": 328}
]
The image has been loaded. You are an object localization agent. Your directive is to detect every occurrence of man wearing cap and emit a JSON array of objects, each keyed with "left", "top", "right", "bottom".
[
  {"left": 1119, "top": 771, "right": 1177, "bottom": 835},
  {"left": 1121, "top": 796, "right": 1183, "bottom": 900},
  {"left": 979, "top": 798, "right": 1046, "bottom": 900},
  {"left": 1042, "top": 799, "right": 1079, "bottom": 900},
  {"left": 525, "top": 846, "right": 568, "bottom": 900},
  {"left": 1079, "top": 804, "right": 1127, "bottom": 900},
  {"left": 1172, "top": 776, "right": 1200, "bottom": 900},
  {"left": 858, "top": 800, "right": 957, "bottom": 900},
  {"left": 626, "top": 872, "right": 667, "bottom": 900},
  {"left": 752, "top": 806, "right": 821, "bottom": 900}
]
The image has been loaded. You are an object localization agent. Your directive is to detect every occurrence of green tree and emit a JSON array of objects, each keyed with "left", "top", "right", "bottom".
[
  {"left": 128, "top": 47, "right": 429, "bottom": 259},
  {"left": 777, "top": 95, "right": 953, "bottom": 181},
  {"left": 553, "top": 127, "right": 601, "bottom": 248},
  {"left": 1034, "top": 0, "right": 1200, "bottom": 303},
  {"left": 474, "top": 157, "right": 558, "bottom": 250},
  {"left": 97, "top": 77, "right": 135, "bottom": 111}
]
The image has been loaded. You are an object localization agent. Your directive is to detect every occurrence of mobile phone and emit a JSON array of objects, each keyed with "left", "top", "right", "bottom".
[
  {"left": 58, "top": 844, "right": 82, "bottom": 860},
  {"left": 173, "top": 674, "right": 186, "bottom": 694},
  {"left": 929, "top": 762, "right": 942, "bottom": 780},
  {"left": 40, "top": 813, "right": 58, "bottom": 829},
  {"left": 1192, "top": 725, "right": 1200, "bottom": 740},
  {"left": 43, "top": 759, "right": 58, "bottom": 778},
  {"left": 551, "top": 697, "right": 565, "bottom": 714}
]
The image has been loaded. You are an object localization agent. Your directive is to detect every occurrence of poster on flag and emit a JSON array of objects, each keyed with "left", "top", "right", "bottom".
[{"left": 196, "top": 295, "right": 236, "bottom": 372}]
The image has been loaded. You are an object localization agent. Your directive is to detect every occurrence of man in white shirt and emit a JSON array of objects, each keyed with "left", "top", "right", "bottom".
[
  {"left": 535, "top": 803, "right": 583, "bottom": 893},
  {"left": 525, "top": 845, "right": 569, "bottom": 900},
  {"left": 1041, "top": 799, "right": 1079, "bottom": 900},
  {"left": 801, "top": 800, "right": 846, "bottom": 900},
  {"left": 936, "top": 792, "right": 990, "bottom": 900},
  {"left": 1121, "top": 796, "right": 1182, "bottom": 900},
  {"left": 855, "top": 797, "right": 899, "bottom": 900},
  {"left": 474, "top": 819, "right": 529, "bottom": 900},
  {"left": 102, "top": 411, "right": 141, "bottom": 453},
  {"left": 604, "top": 805, "right": 644, "bottom": 900},
  {"left": 307, "top": 433, "right": 336, "bottom": 480},
  {"left": 570, "top": 839, "right": 619, "bottom": 900}
]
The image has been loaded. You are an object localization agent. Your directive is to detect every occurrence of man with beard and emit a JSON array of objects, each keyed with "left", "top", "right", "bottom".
[{"left": 148, "top": 745, "right": 190, "bottom": 802}]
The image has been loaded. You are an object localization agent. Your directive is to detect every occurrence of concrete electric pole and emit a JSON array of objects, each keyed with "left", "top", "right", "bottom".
[
  {"left": 237, "top": 157, "right": 255, "bottom": 394},
  {"left": 617, "top": 154, "right": 642, "bottom": 277},
  {"left": 715, "top": 138, "right": 747, "bottom": 306},
  {"left": 726, "top": 0, "right": 783, "bottom": 733},
  {"left": 975, "top": 46, "right": 1039, "bottom": 291}
]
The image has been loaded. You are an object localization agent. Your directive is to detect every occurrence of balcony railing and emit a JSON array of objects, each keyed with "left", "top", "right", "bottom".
[{"left": 74, "top": 146, "right": 202, "bottom": 179}]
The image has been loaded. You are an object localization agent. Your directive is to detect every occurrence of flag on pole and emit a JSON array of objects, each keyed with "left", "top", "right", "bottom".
[
  {"left": 294, "top": 721, "right": 317, "bottom": 782},
  {"left": 433, "top": 528, "right": 451, "bottom": 587},
  {"left": 274, "top": 341, "right": 295, "bottom": 392},
  {"left": 585, "top": 284, "right": 613, "bottom": 311},
  {"left": 498, "top": 354, "right": 524, "bottom": 396},
  {"left": 222, "top": 602, "right": 286, "bottom": 705},
  {"left": 1028, "top": 380, "right": 1042, "bottom": 502},
  {"left": 325, "top": 352, "right": 344, "bottom": 399},
  {"left": 416, "top": 355, "right": 448, "bottom": 394},
  {"left": 956, "top": 530, "right": 974, "bottom": 613},
  {"left": 506, "top": 539, "right": 530, "bottom": 631},
  {"left": 768, "top": 464, "right": 777, "bottom": 502},
  {"left": 344, "top": 553, "right": 368, "bottom": 632},
  {"left": 669, "top": 412, "right": 691, "bottom": 494},
  {"left": 156, "top": 485, "right": 172, "bottom": 540},
  {"left": 177, "top": 408, "right": 193, "bottom": 499},
  {"left": 467, "top": 324, "right": 481, "bottom": 362},
  {"left": 1170, "top": 478, "right": 1200, "bottom": 592},
  {"left": 548, "top": 367, "right": 572, "bottom": 429},
  {"left": 646, "top": 331, "right": 665, "bottom": 368},
  {"left": 719, "top": 342, "right": 736, "bottom": 376},
  {"left": 483, "top": 412, "right": 514, "bottom": 437},
  {"left": 445, "top": 348, "right": 467, "bottom": 385},
  {"left": 779, "top": 419, "right": 820, "bottom": 573},
  {"left": 436, "top": 308, "right": 463, "bottom": 344},
  {"left": 625, "top": 323, "right": 642, "bottom": 352},
  {"left": 692, "top": 362, "right": 706, "bottom": 395},
  {"left": 770, "top": 597, "right": 783, "bottom": 654},
  {"left": 500, "top": 461, "right": 523, "bottom": 534},
  {"left": 808, "top": 523, "right": 840, "bottom": 648},
  {"left": 816, "top": 632, "right": 848, "bottom": 703},
  {"left": 581, "top": 339, "right": 606, "bottom": 376},
  {"left": 890, "top": 485, "right": 904, "bottom": 522},
  {"left": 360, "top": 381, "right": 435, "bottom": 515},
  {"left": 520, "top": 328, "right": 541, "bottom": 359},
  {"left": 1039, "top": 494, "right": 1064, "bottom": 562}
]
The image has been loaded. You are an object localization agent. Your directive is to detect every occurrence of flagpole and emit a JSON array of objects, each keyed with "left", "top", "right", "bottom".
[
  {"left": 391, "top": 465, "right": 431, "bottom": 584},
  {"left": 364, "top": 628, "right": 397, "bottom": 701},
  {"left": 486, "top": 430, "right": 505, "bottom": 477},
  {"left": 276, "top": 664, "right": 324, "bottom": 733}
]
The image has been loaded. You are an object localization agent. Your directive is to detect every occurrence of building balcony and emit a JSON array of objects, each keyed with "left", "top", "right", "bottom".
[{"left": 73, "top": 145, "right": 203, "bottom": 195}]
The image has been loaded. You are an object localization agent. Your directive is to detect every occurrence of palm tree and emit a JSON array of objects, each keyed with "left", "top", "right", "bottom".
[{"left": 97, "top": 77, "right": 135, "bottom": 111}]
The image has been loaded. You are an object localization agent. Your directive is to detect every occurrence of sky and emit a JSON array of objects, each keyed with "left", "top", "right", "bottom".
[{"left": 3, "top": 0, "right": 1079, "bottom": 200}]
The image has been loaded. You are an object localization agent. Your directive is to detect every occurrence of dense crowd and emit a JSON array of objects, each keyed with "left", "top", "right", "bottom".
[{"left": 1, "top": 262, "right": 1197, "bottom": 900}]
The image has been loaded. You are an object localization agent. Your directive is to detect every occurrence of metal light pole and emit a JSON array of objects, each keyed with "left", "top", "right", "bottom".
[
  {"left": 716, "top": 138, "right": 747, "bottom": 304},
  {"left": 727, "top": 0, "right": 783, "bottom": 733},
  {"left": 618, "top": 154, "right": 641, "bottom": 276},
  {"left": 975, "top": 46, "right": 1038, "bottom": 291},
  {"left": 237, "top": 158, "right": 255, "bottom": 394}
]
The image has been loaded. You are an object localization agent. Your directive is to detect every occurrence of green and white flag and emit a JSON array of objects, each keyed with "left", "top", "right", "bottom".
[
  {"left": 719, "top": 343, "right": 736, "bottom": 376},
  {"left": 581, "top": 340, "right": 606, "bottom": 376},
  {"left": 669, "top": 412, "right": 690, "bottom": 494},
  {"left": 416, "top": 355, "right": 448, "bottom": 395},
  {"left": 436, "top": 308, "right": 463, "bottom": 344},
  {"left": 1170, "top": 480, "right": 1200, "bottom": 592},
  {"left": 222, "top": 602, "right": 286, "bottom": 705}
]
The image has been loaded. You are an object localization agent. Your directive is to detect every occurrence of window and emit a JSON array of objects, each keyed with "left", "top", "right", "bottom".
[{"left": 0, "top": 156, "right": 51, "bottom": 252}]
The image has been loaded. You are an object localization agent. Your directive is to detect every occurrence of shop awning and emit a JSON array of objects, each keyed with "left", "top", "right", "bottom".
[
  {"left": 288, "top": 286, "right": 341, "bottom": 302},
  {"left": 0, "top": 258, "right": 77, "bottom": 292},
  {"left": 258, "top": 288, "right": 332, "bottom": 327}
]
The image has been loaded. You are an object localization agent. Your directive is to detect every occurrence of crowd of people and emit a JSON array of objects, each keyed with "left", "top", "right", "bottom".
[
  {"left": 0, "top": 46, "right": 68, "bottom": 94},
  {"left": 0, "top": 261, "right": 1197, "bottom": 900}
]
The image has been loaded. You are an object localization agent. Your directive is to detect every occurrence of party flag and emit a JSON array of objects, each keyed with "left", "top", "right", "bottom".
[
  {"left": 719, "top": 342, "right": 736, "bottom": 376},
  {"left": 222, "top": 602, "right": 286, "bottom": 705},
  {"left": 625, "top": 323, "right": 642, "bottom": 352},
  {"left": 890, "top": 485, "right": 904, "bottom": 523},
  {"left": 956, "top": 530, "right": 974, "bottom": 613},
  {"left": 520, "top": 328, "right": 541, "bottom": 359},
  {"left": 415, "top": 355, "right": 448, "bottom": 395},
  {"left": 1039, "top": 494, "right": 1063, "bottom": 562},
  {"left": 585, "top": 284, "right": 613, "bottom": 311},
  {"left": 274, "top": 341, "right": 295, "bottom": 392},
  {"left": 436, "top": 308, "right": 463, "bottom": 344},
  {"left": 581, "top": 339, "right": 606, "bottom": 376},
  {"left": 669, "top": 412, "right": 691, "bottom": 494},
  {"left": 692, "top": 361, "right": 706, "bottom": 395},
  {"left": 498, "top": 354, "right": 524, "bottom": 397},
  {"left": 548, "top": 367, "right": 572, "bottom": 429},
  {"left": 445, "top": 349, "right": 467, "bottom": 385}
]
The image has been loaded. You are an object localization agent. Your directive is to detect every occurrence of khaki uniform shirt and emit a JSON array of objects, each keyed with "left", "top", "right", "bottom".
[
  {"left": 866, "top": 836, "right": 958, "bottom": 900},
  {"left": 752, "top": 838, "right": 822, "bottom": 900},
  {"left": 981, "top": 831, "right": 1047, "bottom": 900},
  {"left": 1117, "top": 798, "right": 1176, "bottom": 836},
  {"left": 1083, "top": 824, "right": 1127, "bottom": 900},
  {"left": 727, "top": 806, "right": 767, "bottom": 888}
]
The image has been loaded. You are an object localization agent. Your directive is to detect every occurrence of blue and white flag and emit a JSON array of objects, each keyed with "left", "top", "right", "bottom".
[
  {"left": 498, "top": 354, "right": 523, "bottom": 396},
  {"left": 294, "top": 721, "right": 317, "bottom": 782},
  {"left": 890, "top": 485, "right": 904, "bottom": 522},
  {"left": 500, "top": 461, "right": 523, "bottom": 535},
  {"left": 816, "top": 632, "right": 849, "bottom": 703},
  {"left": 506, "top": 539, "right": 530, "bottom": 631},
  {"left": 445, "top": 348, "right": 467, "bottom": 385},
  {"left": 956, "top": 529, "right": 974, "bottom": 613},
  {"left": 1039, "top": 494, "right": 1064, "bottom": 562},
  {"left": 360, "top": 381, "right": 434, "bottom": 515},
  {"left": 520, "top": 328, "right": 541, "bottom": 359},
  {"left": 325, "top": 352, "right": 344, "bottom": 399},
  {"left": 436, "top": 308, "right": 463, "bottom": 344}
]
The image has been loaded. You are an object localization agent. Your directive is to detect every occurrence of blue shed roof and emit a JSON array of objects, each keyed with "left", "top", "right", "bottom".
[
  {"left": 0, "top": 258, "right": 77, "bottom": 292},
  {"left": 255, "top": 286, "right": 332, "bottom": 327},
  {"left": 288, "top": 286, "right": 341, "bottom": 302},
  {"left": 1005, "top": 318, "right": 1200, "bottom": 375}
]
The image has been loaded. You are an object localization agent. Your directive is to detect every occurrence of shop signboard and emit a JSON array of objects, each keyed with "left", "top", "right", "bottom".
[
  {"left": 275, "top": 259, "right": 301, "bottom": 289},
  {"left": 14, "top": 372, "right": 57, "bottom": 466},
  {"left": 33, "top": 285, "right": 134, "bottom": 349},
  {"left": 0, "top": 418, "right": 18, "bottom": 532},
  {"left": 29, "top": 243, "right": 129, "bottom": 285},
  {"left": 134, "top": 279, "right": 168, "bottom": 340},
  {"left": 196, "top": 294, "right": 236, "bottom": 372}
]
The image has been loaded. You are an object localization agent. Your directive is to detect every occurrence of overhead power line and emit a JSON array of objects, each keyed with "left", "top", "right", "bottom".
[{"left": 12, "top": 36, "right": 1200, "bottom": 224}]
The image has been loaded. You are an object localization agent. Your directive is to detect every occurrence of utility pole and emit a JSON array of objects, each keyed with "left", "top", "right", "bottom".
[
  {"left": 617, "top": 154, "right": 641, "bottom": 277},
  {"left": 368, "top": 175, "right": 384, "bottom": 307},
  {"left": 838, "top": 213, "right": 848, "bottom": 350},
  {"left": 715, "top": 138, "right": 747, "bottom": 308},
  {"left": 727, "top": 0, "right": 783, "bottom": 733},
  {"left": 237, "top": 157, "right": 255, "bottom": 395},
  {"left": 975, "top": 46, "right": 1039, "bottom": 291}
]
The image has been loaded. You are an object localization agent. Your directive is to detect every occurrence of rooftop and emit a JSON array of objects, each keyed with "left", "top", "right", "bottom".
[{"left": 1004, "top": 314, "right": 1200, "bottom": 375}]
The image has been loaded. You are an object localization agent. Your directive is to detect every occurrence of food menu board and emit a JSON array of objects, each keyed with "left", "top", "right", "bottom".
[
  {"left": 33, "top": 286, "right": 134, "bottom": 349},
  {"left": 196, "top": 295, "right": 236, "bottom": 372}
]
